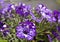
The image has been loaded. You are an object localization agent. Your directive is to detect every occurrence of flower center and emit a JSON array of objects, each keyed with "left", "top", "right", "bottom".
[{"left": 23, "top": 30, "right": 28, "bottom": 34}]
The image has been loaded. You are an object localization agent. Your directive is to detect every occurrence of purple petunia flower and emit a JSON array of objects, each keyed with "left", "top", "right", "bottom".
[
  {"left": 0, "top": 21, "right": 10, "bottom": 36},
  {"left": 35, "top": 4, "right": 52, "bottom": 17},
  {"left": 15, "top": 3, "right": 31, "bottom": 17},
  {"left": 0, "top": 21, "right": 7, "bottom": 31},
  {"left": 16, "top": 20, "right": 36, "bottom": 40},
  {"left": 0, "top": 1, "right": 15, "bottom": 14},
  {"left": 0, "top": 1, "right": 16, "bottom": 20},
  {"left": 35, "top": 4, "right": 47, "bottom": 14},
  {"left": 53, "top": 10, "right": 60, "bottom": 23},
  {"left": 35, "top": 4, "right": 56, "bottom": 22}
]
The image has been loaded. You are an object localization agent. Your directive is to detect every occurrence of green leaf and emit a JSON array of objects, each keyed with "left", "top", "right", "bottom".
[{"left": 0, "top": 38, "right": 7, "bottom": 42}]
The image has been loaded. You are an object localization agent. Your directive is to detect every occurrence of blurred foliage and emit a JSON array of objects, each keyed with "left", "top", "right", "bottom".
[
  {"left": 56, "top": 0, "right": 60, "bottom": 4},
  {"left": 0, "top": 38, "right": 7, "bottom": 42}
]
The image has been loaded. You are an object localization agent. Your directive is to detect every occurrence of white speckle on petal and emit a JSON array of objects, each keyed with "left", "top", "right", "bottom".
[
  {"left": 23, "top": 3, "right": 25, "bottom": 6},
  {"left": 11, "top": 5, "right": 15, "bottom": 10},
  {"left": 33, "top": 23, "right": 35, "bottom": 26},
  {"left": 3, "top": 24, "right": 7, "bottom": 28},
  {"left": 24, "top": 34, "right": 28, "bottom": 37},
  {"left": 32, "top": 26, "right": 35, "bottom": 28},
  {"left": 39, "top": 4, "right": 42, "bottom": 8},
  {"left": 26, "top": 25, "right": 29, "bottom": 28},
  {"left": 41, "top": 12, "right": 46, "bottom": 17}
]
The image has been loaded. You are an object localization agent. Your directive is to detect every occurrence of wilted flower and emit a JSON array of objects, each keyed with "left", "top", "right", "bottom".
[{"left": 16, "top": 20, "right": 36, "bottom": 40}]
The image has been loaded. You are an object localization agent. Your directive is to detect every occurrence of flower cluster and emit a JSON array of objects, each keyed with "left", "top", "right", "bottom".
[{"left": 0, "top": 0, "right": 60, "bottom": 42}]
